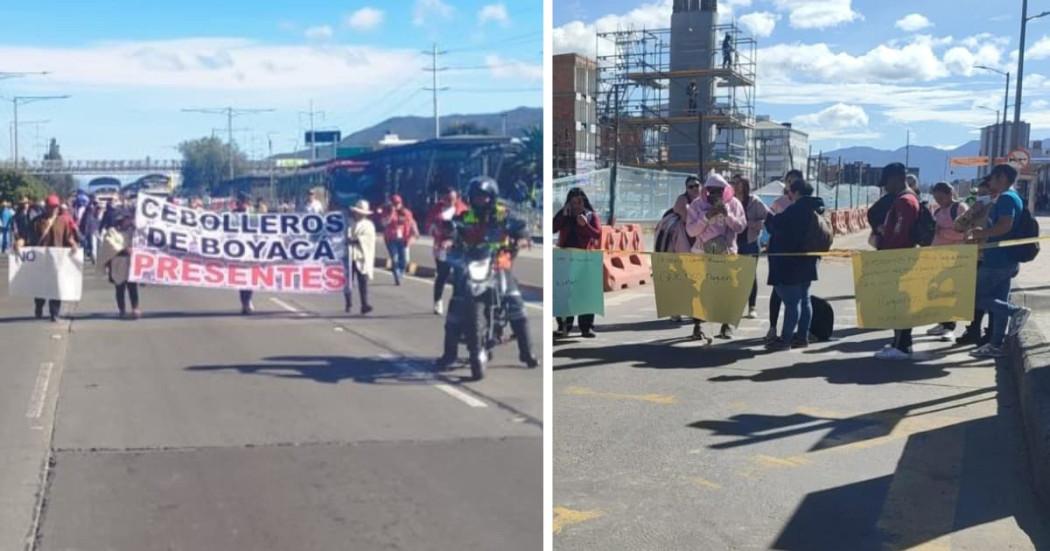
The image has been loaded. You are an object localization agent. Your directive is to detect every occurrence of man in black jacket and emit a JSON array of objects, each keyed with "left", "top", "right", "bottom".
[{"left": 764, "top": 178, "right": 825, "bottom": 350}]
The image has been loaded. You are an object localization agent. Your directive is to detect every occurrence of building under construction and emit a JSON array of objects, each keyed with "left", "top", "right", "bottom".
[{"left": 596, "top": 0, "right": 756, "bottom": 176}]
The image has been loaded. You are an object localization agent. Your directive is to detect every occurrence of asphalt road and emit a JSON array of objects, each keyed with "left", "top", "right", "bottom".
[
  {"left": 553, "top": 245, "right": 1050, "bottom": 550},
  {"left": 0, "top": 254, "right": 541, "bottom": 551}
]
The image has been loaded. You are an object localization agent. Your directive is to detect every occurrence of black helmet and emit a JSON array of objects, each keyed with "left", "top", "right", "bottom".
[{"left": 467, "top": 176, "right": 499, "bottom": 210}]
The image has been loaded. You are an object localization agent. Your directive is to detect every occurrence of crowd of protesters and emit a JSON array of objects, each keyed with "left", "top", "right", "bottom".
[{"left": 556, "top": 161, "right": 1036, "bottom": 362}]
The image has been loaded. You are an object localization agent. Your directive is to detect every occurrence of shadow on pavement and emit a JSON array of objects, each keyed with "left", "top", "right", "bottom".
[
  {"left": 185, "top": 355, "right": 436, "bottom": 385},
  {"left": 689, "top": 387, "right": 997, "bottom": 452},
  {"left": 769, "top": 377, "right": 1050, "bottom": 549},
  {"left": 554, "top": 341, "right": 757, "bottom": 371}
]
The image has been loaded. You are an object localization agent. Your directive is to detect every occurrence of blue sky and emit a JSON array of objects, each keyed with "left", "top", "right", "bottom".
[
  {"left": 0, "top": 0, "right": 541, "bottom": 159},
  {"left": 554, "top": 0, "right": 1050, "bottom": 152}
]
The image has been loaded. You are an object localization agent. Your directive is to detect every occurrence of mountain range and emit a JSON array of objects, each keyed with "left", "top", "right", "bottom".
[
  {"left": 338, "top": 106, "right": 541, "bottom": 147},
  {"left": 821, "top": 141, "right": 982, "bottom": 183}
]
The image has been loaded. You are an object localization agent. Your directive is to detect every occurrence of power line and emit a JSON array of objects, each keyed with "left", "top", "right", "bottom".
[{"left": 181, "top": 106, "right": 275, "bottom": 179}]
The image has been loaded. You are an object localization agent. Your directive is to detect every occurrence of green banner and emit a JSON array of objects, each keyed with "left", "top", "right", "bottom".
[{"left": 554, "top": 249, "right": 605, "bottom": 318}]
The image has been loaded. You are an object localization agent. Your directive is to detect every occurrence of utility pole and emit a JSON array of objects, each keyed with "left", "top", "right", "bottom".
[
  {"left": 609, "top": 84, "right": 621, "bottom": 226},
  {"left": 1013, "top": 2, "right": 1050, "bottom": 150},
  {"left": 299, "top": 101, "right": 326, "bottom": 161},
  {"left": 422, "top": 43, "right": 449, "bottom": 139},
  {"left": 835, "top": 156, "right": 842, "bottom": 210},
  {"left": 9, "top": 95, "right": 69, "bottom": 170},
  {"left": 182, "top": 106, "right": 274, "bottom": 179},
  {"left": 905, "top": 130, "right": 911, "bottom": 169},
  {"left": 267, "top": 132, "right": 279, "bottom": 204}
]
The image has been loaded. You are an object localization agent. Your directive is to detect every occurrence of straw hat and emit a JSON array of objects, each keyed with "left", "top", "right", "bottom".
[{"left": 350, "top": 199, "right": 372, "bottom": 216}]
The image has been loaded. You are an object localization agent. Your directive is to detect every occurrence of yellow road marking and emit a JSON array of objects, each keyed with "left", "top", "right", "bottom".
[
  {"left": 564, "top": 386, "right": 676, "bottom": 405},
  {"left": 553, "top": 506, "right": 604, "bottom": 535},
  {"left": 754, "top": 454, "right": 811, "bottom": 468},
  {"left": 690, "top": 477, "right": 722, "bottom": 490}
]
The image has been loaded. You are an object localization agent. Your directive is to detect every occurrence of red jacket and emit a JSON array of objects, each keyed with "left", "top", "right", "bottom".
[
  {"left": 426, "top": 199, "right": 469, "bottom": 244},
  {"left": 879, "top": 191, "right": 919, "bottom": 250},
  {"left": 382, "top": 206, "right": 418, "bottom": 244},
  {"left": 554, "top": 210, "right": 602, "bottom": 250}
]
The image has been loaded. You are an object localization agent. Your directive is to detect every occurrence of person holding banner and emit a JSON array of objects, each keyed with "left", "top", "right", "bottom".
[
  {"left": 874, "top": 163, "right": 921, "bottom": 360},
  {"left": 970, "top": 164, "right": 1033, "bottom": 358},
  {"left": 0, "top": 200, "right": 12, "bottom": 253},
  {"left": 925, "top": 182, "right": 968, "bottom": 340},
  {"left": 233, "top": 192, "right": 256, "bottom": 315},
  {"left": 14, "top": 194, "right": 79, "bottom": 322},
  {"left": 554, "top": 187, "right": 602, "bottom": 338},
  {"left": 344, "top": 200, "right": 376, "bottom": 315},
  {"left": 685, "top": 173, "right": 747, "bottom": 341},
  {"left": 101, "top": 207, "right": 141, "bottom": 319},
  {"left": 764, "top": 178, "right": 825, "bottom": 351}
]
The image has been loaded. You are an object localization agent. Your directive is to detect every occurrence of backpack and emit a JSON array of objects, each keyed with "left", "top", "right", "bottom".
[
  {"left": 911, "top": 202, "right": 937, "bottom": 246},
  {"left": 809, "top": 296, "right": 834, "bottom": 342},
  {"left": 802, "top": 210, "right": 834, "bottom": 253},
  {"left": 1010, "top": 207, "right": 1041, "bottom": 263}
]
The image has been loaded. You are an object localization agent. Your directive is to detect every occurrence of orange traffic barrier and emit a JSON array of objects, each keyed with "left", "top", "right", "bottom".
[
  {"left": 859, "top": 208, "right": 869, "bottom": 229},
  {"left": 602, "top": 224, "right": 651, "bottom": 292},
  {"left": 845, "top": 209, "right": 857, "bottom": 233},
  {"left": 832, "top": 211, "right": 847, "bottom": 235}
]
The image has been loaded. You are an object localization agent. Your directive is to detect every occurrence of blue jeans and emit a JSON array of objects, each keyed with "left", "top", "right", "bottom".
[
  {"left": 0, "top": 229, "right": 7, "bottom": 253},
  {"left": 388, "top": 240, "right": 408, "bottom": 283},
  {"left": 976, "top": 264, "right": 1021, "bottom": 346},
  {"left": 775, "top": 283, "right": 812, "bottom": 343}
]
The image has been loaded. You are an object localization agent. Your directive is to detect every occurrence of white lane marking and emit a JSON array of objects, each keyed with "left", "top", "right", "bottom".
[
  {"left": 26, "top": 362, "right": 54, "bottom": 420},
  {"left": 270, "top": 297, "right": 308, "bottom": 316},
  {"left": 435, "top": 384, "right": 489, "bottom": 408},
  {"left": 398, "top": 272, "right": 543, "bottom": 312}
]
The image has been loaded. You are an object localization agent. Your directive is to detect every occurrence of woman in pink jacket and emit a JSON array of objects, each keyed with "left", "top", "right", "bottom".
[
  {"left": 926, "top": 181, "right": 969, "bottom": 340},
  {"left": 685, "top": 173, "right": 747, "bottom": 342}
]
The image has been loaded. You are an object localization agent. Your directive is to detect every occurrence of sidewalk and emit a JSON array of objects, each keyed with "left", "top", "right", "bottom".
[{"left": 1009, "top": 215, "right": 1050, "bottom": 505}]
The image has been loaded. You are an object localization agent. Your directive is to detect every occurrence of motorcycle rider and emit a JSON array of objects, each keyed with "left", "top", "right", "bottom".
[{"left": 436, "top": 176, "right": 540, "bottom": 371}]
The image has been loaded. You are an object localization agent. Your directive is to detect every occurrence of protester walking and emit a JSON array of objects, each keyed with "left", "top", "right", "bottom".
[
  {"left": 100, "top": 207, "right": 141, "bottom": 319},
  {"left": 79, "top": 198, "right": 101, "bottom": 265},
  {"left": 13, "top": 194, "right": 79, "bottom": 322},
  {"left": 970, "top": 164, "right": 1033, "bottom": 358},
  {"left": 924, "top": 182, "right": 968, "bottom": 340},
  {"left": 0, "top": 200, "right": 13, "bottom": 253},
  {"left": 554, "top": 187, "right": 602, "bottom": 339},
  {"left": 345, "top": 200, "right": 376, "bottom": 315},
  {"left": 685, "top": 173, "right": 746, "bottom": 342},
  {"left": 764, "top": 178, "right": 826, "bottom": 350},
  {"left": 381, "top": 194, "right": 418, "bottom": 286},
  {"left": 305, "top": 190, "right": 324, "bottom": 214},
  {"left": 874, "top": 163, "right": 921, "bottom": 360},
  {"left": 733, "top": 175, "right": 769, "bottom": 319},
  {"left": 764, "top": 169, "right": 802, "bottom": 342},
  {"left": 426, "top": 187, "right": 469, "bottom": 315}
]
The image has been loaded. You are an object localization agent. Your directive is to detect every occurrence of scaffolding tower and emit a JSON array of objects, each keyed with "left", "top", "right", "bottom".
[{"left": 596, "top": 23, "right": 756, "bottom": 176}]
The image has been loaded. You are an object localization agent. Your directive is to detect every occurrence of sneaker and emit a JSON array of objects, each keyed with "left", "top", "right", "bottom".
[
  {"left": 691, "top": 325, "right": 711, "bottom": 344},
  {"left": 790, "top": 338, "right": 809, "bottom": 349},
  {"left": 718, "top": 324, "right": 734, "bottom": 339},
  {"left": 746, "top": 308, "right": 758, "bottom": 319},
  {"left": 670, "top": 315, "right": 683, "bottom": 323},
  {"left": 434, "top": 301, "right": 444, "bottom": 316},
  {"left": 131, "top": 309, "right": 142, "bottom": 320},
  {"left": 361, "top": 305, "right": 374, "bottom": 315},
  {"left": 581, "top": 329, "right": 597, "bottom": 338},
  {"left": 763, "top": 326, "right": 778, "bottom": 344},
  {"left": 765, "top": 337, "right": 790, "bottom": 351},
  {"left": 956, "top": 330, "right": 981, "bottom": 346},
  {"left": 521, "top": 356, "right": 540, "bottom": 369},
  {"left": 970, "top": 343, "right": 1005, "bottom": 358},
  {"left": 874, "top": 347, "right": 911, "bottom": 360},
  {"left": 925, "top": 325, "right": 950, "bottom": 337},
  {"left": 1008, "top": 307, "right": 1032, "bottom": 338},
  {"left": 554, "top": 330, "right": 568, "bottom": 339}
]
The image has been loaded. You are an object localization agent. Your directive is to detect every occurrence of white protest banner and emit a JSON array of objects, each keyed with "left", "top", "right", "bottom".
[
  {"left": 8, "top": 247, "right": 84, "bottom": 301},
  {"left": 129, "top": 195, "right": 348, "bottom": 293}
]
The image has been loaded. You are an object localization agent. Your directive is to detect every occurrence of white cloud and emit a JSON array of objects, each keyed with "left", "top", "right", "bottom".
[
  {"left": 478, "top": 4, "right": 510, "bottom": 26},
  {"left": 770, "top": 0, "right": 861, "bottom": 30},
  {"left": 304, "top": 25, "right": 333, "bottom": 41},
  {"left": 792, "top": 103, "right": 877, "bottom": 139},
  {"left": 759, "top": 41, "right": 948, "bottom": 83},
  {"left": 1028, "top": 35, "right": 1050, "bottom": 60},
  {"left": 485, "top": 55, "right": 542, "bottom": 81},
  {"left": 1033, "top": 99, "right": 1050, "bottom": 109},
  {"left": 738, "top": 12, "right": 778, "bottom": 38},
  {"left": 413, "top": 0, "right": 455, "bottom": 27},
  {"left": 345, "top": 7, "right": 384, "bottom": 31},
  {"left": 895, "top": 13, "right": 932, "bottom": 32},
  {"left": 553, "top": 1, "right": 672, "bottom": 57},
  {"left": 0, "top": 38, "right": 420, "bottom": 93}
]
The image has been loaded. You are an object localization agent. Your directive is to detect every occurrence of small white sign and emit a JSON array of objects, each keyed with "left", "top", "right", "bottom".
[{"left": 8, "top": 247, "right": 83, "bottom": 301}]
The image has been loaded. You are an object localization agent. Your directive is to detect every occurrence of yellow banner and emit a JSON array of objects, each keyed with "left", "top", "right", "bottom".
[
  {"left": 852, "top": 245, "right": 978, "bottom": 329},
  {"left": 651, "top": 253, "right": 759, "bottom": 325}
]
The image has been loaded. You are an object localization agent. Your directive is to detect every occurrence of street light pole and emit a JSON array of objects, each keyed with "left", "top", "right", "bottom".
[
  {"left": 975, "top": 65, "right": 1011, "bottom": 160},
  {"left": 1013, "top": 3, "right": 1050, "bottom": 150},
  {"left": 9, "top": 95, "right": 69, "bottom": 170},
  {"left": 978, "top": 106, "right": 1000, "bottom": 169}
]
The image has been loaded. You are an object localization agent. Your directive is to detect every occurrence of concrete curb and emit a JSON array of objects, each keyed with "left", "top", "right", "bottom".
[
  {"left": 1008, "top": 289, "right": 1050, "bottom": 506},
  {"left": 372, "top": 258, "right": 543, "bottom": 298}
]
